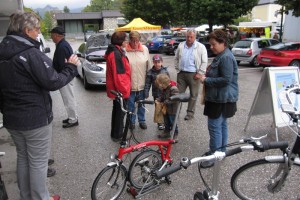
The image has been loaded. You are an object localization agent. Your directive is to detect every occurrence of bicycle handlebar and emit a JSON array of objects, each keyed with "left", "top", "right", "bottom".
[{"left": 155, "top": 140, "right": 288, "bottom": 178}]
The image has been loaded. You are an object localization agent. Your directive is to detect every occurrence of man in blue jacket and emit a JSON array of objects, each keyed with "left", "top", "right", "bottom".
[{"left": 50, "top": 26, "right": 79, "bottom": 128}]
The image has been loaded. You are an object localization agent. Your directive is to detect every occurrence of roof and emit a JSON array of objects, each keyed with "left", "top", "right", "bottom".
[
  {"left": 54, "top": 10, "right": 123, "bottom": 20},
  {"left": 115, "top": 18, "right": 161, "bottom": 31},
  {"left": 258, "top": 0, "right": 276, "bottom": 5}
]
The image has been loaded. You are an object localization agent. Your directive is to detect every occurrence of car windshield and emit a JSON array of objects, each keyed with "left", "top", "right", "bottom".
[
  {"left": 234, "top": 40, "right": 252, "bottom": 48},
  {"left": 86, "top": 33, "right": 111, "bottom": 54},
  {"left": 265, "top": 42, "right": 300, "bottom": 51}
]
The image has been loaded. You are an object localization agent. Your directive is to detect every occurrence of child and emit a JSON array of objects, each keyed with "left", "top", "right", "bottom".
[
  {"left": 155, "top": 74, "right": 179, "bottom": 141},
  {"left": 144, "top": 54, "right": 170, "bottom": 130}
]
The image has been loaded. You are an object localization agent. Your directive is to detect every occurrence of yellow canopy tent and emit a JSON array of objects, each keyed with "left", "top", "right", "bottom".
[{"left": 116, "top": 18, "right": 161, "bottom": 32}]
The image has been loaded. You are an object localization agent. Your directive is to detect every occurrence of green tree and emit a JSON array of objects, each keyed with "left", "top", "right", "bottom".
[
  {"left": 63, "top": 6, "right": 70, "bottom": 13},
  {"left": 121, "top": 0, "right": 174, "bottom": 28},
  {"left": 191, "top": 0, "right": 259, "bottom": 32},
  {"left": 42, "top": 11, "right": 54, "bottom": 38},
  {"left": 275, "top": 0, "right": 300, "bottom": 17},
  {"left": 83, "top": 0, "right": 122, "bottom": 12}
]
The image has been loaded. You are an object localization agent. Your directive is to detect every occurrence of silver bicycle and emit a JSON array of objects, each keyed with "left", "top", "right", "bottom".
[{"left": 156, "top": 84, "right": 300, "bottom": 200}]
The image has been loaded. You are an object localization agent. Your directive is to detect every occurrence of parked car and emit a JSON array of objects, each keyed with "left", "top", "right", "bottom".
[
  {"left": 163, "top": 36, "right": 186, "bottom": 55},
  {"left": 75, "top": 32, "right": 110, "bottom": 89},
  {"left": 232, "top": 38, "right": 280, "bottom": 67},
  {"left": 258, "top": 42, "right": 300, "bottom": 67},
  {"left": 198, "top": 37, "right": 216, "bottom": 57},
  {"left": 146, "top": 35, "right": 173, "bottom": 53}
]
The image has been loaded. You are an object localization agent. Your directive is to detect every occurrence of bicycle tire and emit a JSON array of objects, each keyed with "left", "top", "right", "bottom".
[
  {"left": 128, "top": 150, "right": 163, "bottom": 189},
  {"left": 91, "top": 164, "right": 127, "bottom": 200},
  {"left": 231, "top": 159, "right": 300, "bottom": 200}
]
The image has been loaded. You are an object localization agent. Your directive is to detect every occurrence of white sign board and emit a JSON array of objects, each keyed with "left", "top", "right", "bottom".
[{"left": 245, "top": 67, "right": 300, "bottom": 132}]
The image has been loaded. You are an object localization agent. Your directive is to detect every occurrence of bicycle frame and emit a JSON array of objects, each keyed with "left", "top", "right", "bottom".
[{"left": 117, "top": 140, "right": 173, "bottom": 164}]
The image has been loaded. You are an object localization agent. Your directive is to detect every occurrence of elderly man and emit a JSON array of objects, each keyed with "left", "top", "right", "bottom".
[
  {"left": 50, "top": 26, "right": 79, "bottom": 128},
  {"left": 175, "top": 29, "right": 208, "bottom": 120}
]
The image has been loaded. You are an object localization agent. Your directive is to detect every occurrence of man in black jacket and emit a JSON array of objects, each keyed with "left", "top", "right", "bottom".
[
  {"left": 50, "top": 26, "right": 79, "bottom": 128},
  {"left": 0, "top": 11, "right": 78, "bottom": 200}
]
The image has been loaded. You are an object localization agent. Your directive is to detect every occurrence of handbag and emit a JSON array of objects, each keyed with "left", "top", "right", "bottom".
[{"left": 154, "top": 101, "right": 164, "bottom": 123}]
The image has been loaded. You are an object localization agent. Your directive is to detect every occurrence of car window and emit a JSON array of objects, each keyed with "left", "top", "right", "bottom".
[
  {"left": 269, "top": 39, "right": 280, "bottom": 46},
  {"left": 286, "top": 43, "right": 300, "bottom": 51},
  {"left": 234, "top": 40, "right": 251, "bottom": 48},
  {"left": 257, "top": 40, "right": 269, "bottom": 48}
]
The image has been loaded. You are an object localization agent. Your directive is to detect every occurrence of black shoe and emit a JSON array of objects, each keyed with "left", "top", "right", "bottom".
[
  {"left": 184, "top": 115, "right": 194, "bottom": 120},
  {"left": 200, "top": 160, "right": 215, "bottom": 168},
  {"left": 62, "top": 121, "right": 79, "bottom": 128},
  {"left": 48, "top": 159, "right": 54, "bottom": 166},
  {"left": 47, "top": 167, "right": 56, "bottom": 177},
  {"left": 139, "top": 122, "right": 147, "bottom": 129},
  {"left": 129, "top": 123, "right": 135, "bottom": 130},
  {"left": 62, "top": 118, "right": 69, "bottom": 124}
]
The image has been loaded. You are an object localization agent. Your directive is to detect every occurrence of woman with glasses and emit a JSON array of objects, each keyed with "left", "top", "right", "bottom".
[{"left": 0, "top": 11, "right": 79, "bottom": 200}]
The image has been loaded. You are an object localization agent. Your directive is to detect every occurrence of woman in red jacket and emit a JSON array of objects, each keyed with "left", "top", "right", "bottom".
[{"left": 105, "top": 32, "right": 131, "bottom": 141}]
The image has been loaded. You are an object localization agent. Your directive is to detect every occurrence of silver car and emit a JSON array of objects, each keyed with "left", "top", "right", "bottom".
[
  {"left": 76, "top": 33, "right": 111, "bottom": 89},
  {"left": 232, "top": 38, "right": 279, "bottom": 67}
]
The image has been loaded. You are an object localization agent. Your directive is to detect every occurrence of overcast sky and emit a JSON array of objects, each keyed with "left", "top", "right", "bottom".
[{"left": 23, "top": 0, "right": 91, "bottom": 9}]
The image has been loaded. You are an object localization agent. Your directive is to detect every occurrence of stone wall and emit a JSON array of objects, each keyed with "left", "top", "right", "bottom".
[{"left": 103, "top": 18, "right": 118, "bottom": 30}]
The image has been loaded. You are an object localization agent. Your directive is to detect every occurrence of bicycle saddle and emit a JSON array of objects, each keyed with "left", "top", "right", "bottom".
[{"left": 170, "top": 93, "right": 190, "bottom": 102}]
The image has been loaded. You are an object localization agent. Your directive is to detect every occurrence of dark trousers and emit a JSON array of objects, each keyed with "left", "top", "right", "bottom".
[{"left": 111, "top": 99, "right": 126, "bottom": 139}]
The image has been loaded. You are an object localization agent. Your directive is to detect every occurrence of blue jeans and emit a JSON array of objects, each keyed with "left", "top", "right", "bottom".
[
  {"left": 164, "top": 114, "right": 178, "bottom": 133},
  {"left": 208, "top": 113, "right": 228, "bottom": 152},
  {"left": 128, "top": 90, "right": 146, "bottom": 124}
]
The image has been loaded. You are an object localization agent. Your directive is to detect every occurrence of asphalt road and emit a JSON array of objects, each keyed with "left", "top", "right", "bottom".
[{"left": 0, "top": 40, "right": 298, "bottom": 200}]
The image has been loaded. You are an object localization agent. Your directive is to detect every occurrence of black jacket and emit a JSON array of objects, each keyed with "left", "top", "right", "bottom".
[
  {"left": 0, "top": 33, "right": 78, "bottom": 130},
  {"left": 144, "top": 66, "right": 169, "bottom": 99},
  {"left": 53, "top": 38, "right": 73, "bottom": 72}
]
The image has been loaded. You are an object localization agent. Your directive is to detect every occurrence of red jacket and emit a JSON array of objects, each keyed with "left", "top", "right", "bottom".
[{"left": 105, "top": 44, "right": 131, "bottom": 99}]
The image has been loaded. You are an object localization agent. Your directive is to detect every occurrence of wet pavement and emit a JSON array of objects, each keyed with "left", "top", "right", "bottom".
[{"left": 0, "top": 39, "right": 298, "bottom": 200}]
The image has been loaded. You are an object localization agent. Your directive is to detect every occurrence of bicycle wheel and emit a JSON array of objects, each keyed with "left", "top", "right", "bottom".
[
  {"left": 91, "top": 164, "right": 127, "bottom": 200},
  {"left": 231, "top": 159, "right": 300, "bottom": 200},
  {"left": 128, "top": 150, "right": 163, "bottom": 189}
]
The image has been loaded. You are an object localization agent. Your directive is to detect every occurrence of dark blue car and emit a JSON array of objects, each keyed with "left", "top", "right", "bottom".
[{"left": 146, "top": 35, "right": 173, "bottom": 53}]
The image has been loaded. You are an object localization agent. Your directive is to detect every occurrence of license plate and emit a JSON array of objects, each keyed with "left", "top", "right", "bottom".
[
  {"left": 261, "top": 58, "right": 271, "bottom": 62},
  {"left": 235, "top": 50, "right": 242, "bottom": 55}
]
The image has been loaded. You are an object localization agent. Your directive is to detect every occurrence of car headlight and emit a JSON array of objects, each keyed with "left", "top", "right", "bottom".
[{"left": 86, "top": 62, "right": 104, "bottom": 71}]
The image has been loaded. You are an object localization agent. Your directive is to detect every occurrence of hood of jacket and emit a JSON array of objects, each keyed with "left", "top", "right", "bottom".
[{"left": 0, "top": 33, "right": 40, "bottom": 61}]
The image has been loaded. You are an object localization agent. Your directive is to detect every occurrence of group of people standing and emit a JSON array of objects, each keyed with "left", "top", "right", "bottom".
[
  {"left": 0, "top": 11, "right": 239, "bottom": 199},
  {"left": 106, "top": 29, "right": 239, "bottom": 168}
]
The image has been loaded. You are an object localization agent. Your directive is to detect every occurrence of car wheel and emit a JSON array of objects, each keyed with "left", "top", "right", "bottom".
[
  {"left": 83, "top": 74, "right": 91, "bottom": 90},
  {"left": 158, "top": 46, "right": 163, "bottom": 54},
  {"left": 289, "top": 60, "right": 300, "bottom": 67},
  {"left": 251, "top": 56, "right": 260, "bottom": 67}
]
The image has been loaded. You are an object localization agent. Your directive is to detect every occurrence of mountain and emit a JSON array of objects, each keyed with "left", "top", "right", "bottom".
[
  {"left": 34, "top": 5, "right": 60, "bottom": 18},
  {"left": 34, "top": 5, "right": 84, "bottom": 17}
]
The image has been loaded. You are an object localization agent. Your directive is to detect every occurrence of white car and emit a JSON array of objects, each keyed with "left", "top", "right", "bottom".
[
  {"left": 232, "top": 38, "right": 279, "bottom": 67},
  {"left": 75, "top": 33, "right": 110, "bottom": 89}
]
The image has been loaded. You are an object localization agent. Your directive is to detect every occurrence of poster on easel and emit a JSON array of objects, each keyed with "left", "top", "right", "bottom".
[{"left": 244, "top": 67, "right": 300, "bottom": 136}]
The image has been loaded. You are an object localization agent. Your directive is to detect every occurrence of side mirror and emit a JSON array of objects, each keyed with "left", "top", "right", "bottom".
[
  {"left": 74, "top": 50, "right": 83, "bottom": 58},
  {"left": 43, "top": 47, "right": 51, "bottom": 54}
]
